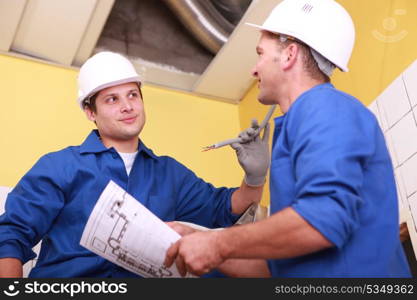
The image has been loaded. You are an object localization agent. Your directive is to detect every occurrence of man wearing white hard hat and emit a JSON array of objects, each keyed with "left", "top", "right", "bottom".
[
  {"left": 0, "top": 51, "right": 269, "bottom": 277},
  {"left": 165, "top": 0, "right": 411, "bottom": 277}
]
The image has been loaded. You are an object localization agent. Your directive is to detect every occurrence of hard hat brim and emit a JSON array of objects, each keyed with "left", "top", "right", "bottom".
[
  {"left": 245, "top": 22, "right": 265, "bottom": 31},
  {"left": 78, "top": 76, "right": 141, "bottom": 109},
  {"left": 245, "top": 22, "right": 286, "bottom": 38}
]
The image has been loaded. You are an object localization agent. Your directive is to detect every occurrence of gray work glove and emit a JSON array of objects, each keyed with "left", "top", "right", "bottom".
[{"left": 231, "top": 119, "right": 271, "bottom": 187}]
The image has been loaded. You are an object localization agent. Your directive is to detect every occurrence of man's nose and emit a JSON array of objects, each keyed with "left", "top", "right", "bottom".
[{"left": 120, "top": 97, "right": 133, "bottom": 112}]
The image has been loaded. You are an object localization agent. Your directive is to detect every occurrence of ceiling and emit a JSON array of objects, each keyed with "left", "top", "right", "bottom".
[{"left": 0, "top": 0, "right": 282, "bottom": 104}]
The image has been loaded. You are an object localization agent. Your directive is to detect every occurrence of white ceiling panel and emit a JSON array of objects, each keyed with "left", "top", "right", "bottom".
[
  {"left": 11, "top": 0, "right": 98, "bottom": 65},
  {"left": 193, "top": 0, "right": 283, "bottom": 102},
  {"left": 73, "top": 0, "right": 115, "bottom": 66},
  {"left": 0, "top": 0, "right": 27, "bottom": 51}
]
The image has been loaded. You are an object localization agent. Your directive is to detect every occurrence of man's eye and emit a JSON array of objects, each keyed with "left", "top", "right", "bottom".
[
  {"left": 106, "top": 96, "right": 117, "bottom": 103},
  {"left": 128, "top": 92, "right": 138, "bottom": 98}
]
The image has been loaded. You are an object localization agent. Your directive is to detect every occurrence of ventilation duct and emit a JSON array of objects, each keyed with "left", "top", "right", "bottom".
[
  {"left": 163, "top": 0, "right": 251, "bottom": 54},
  {"left": 210, "top": 0, "right": 253, "bottom": 25}
]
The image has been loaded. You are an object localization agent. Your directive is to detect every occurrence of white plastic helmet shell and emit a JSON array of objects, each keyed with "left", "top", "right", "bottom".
[
  {"left": 247, "top": 0, "right": 355, "bottom": 72},
  {"left": 77, "top": 51, "right": 141, "bottom": 108}
]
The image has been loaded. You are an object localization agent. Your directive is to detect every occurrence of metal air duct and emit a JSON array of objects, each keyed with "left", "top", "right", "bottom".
[
  {"left": 163, "top": 0, "right": 237, "bottom": 54},
  {"left": 210, "top": 0, "right": 252, "bottom": 25}
]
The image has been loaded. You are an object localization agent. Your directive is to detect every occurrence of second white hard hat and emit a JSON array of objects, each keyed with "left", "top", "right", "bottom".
[
  {"left": 247, "top": 0, "right": 355, "bottom": 72},
  {"left": 77, "top": 51, "right": 141, "bottom": 108}
]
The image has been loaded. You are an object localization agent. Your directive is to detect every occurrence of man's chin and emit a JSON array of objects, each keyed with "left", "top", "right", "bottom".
[
  {"left": 127, "top": 123, "right": 144, "bottom": 134},
  {"left": 258, "top": 96, "right": 272, "bottom": 105},
  {"left": 119, "top": 127, "right": 141, "bottom": 140}
]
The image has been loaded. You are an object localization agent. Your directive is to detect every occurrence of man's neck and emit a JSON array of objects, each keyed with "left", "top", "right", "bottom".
[{"left": 280, "top": 77, "right": 326, "bottom": 113}]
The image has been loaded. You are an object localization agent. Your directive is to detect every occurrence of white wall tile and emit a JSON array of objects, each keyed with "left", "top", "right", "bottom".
[
  {"left": 401, "top": 153, "right": 417, "bottom": 197},
  {"left": 395, "top": 167, "right": 408, "bottom": 208},
  {"left": 403, "top": 60, "right": 417, "bottom": 108},
  {"left": 378, "top": 76, "right": 411, "bottom": 128},
  {"left": 399, "top": 206, "right": 408, "bottom": 224},
  {"left": 0, "top": 186, "right": 12, "bottom": 215},
  {"left": 406, "top": 207, "right": 417, "bottom": 260},
  {"left": 413, "top": 105, "right": 417, "bottom": 124},
  {"left": 395, "top": 170, "right": 405, "bottom": 223},
  {"left": 367, "top": 101, "right": 378, "bottom": 117},
  {"left": 374, "top": 99, "right": 389, "bottom": 131},
  {"left": 384, "top": 129, "right": 399, "bottom": 167},
  {"left": 389, "top": 112, "right": 417, "bottom": 164},
  {"left": 368, "top": 101, "right": 386, "bottom": 132},
  {"left": 409, "top": 193, "right": 417, "bottom": 233}
]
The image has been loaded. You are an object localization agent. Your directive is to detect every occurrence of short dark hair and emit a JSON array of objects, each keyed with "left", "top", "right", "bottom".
[
  {"left": 267, "top": 31, "right": 330, "bottom": 83},
  {"left": 82, "top": 93, "right": 98, "bottom": 112}
]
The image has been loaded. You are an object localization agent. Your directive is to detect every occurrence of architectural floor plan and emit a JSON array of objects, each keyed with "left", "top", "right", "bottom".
[{"left": 80, "top": 180, "right": 191, "bottom": 278}]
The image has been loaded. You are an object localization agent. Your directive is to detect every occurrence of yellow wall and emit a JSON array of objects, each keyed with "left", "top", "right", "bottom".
[
  {"left": 2, "top": 0, "right": 415, "bottom": 206},
  {"left": 140, "top": 85, "right": 243, "bottom": 187},
  {"left": 239, "top": 0, "right": 417, "bottom": 205},
  {"left": 334, "top": 0, "right": 417, "bottom": 106},
  {"left": 0, "top": 53, "right": 242, "bottom": 188}
]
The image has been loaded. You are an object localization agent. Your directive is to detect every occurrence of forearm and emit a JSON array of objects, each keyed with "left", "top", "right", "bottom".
[
  {"left": 217, "top": 207, "right": 333, "bottom": 260},
  {"left": 230, "top": 181, "right": 264, "bottom": 214},
  {"left": 217, "top": 258, "right": 271, "bottom": 277},
  {"left": 0, "top": 258, "right": 23, "bottom": 278}
]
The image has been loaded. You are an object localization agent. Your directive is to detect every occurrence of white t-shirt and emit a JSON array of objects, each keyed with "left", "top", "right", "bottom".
[{"left": 118, "top": 151, "right": 138, "bottom": 175}]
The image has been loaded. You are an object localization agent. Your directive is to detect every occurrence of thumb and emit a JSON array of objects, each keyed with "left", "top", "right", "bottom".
[
  {"left": 164, "top": 241, "right": 180, "bottom": 268},
  {"left": 251, "top": 119, "right": 261, "bottom": 142},
  {"left": 230, "top": 142, "right": 244, "bottom": 153},
  {"left": 251, "top": 118, "right": 260, "bottom": 130}
]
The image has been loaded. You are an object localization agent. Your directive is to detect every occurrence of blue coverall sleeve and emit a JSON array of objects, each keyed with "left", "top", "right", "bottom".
[
  {"left": 287, "top": 91, "right": 378, "bottom": 248},
  {"left": 0, "top": 154, "right": 65, "bottom": 263},
  {"left": 169, "top": 158, "right": 239, "bottom": 228}
]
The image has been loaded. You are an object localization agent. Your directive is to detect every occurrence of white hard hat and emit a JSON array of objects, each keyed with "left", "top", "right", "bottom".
[
  {"left": 77, "top": 51, "right": 141, "bottom": 108},
  {"left": 247, "top": 0, "right": 355, "bottom": 72}
]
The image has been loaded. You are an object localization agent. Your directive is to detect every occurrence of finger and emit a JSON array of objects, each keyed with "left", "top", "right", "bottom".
[
  {"left": 164, "top": 241, "right": 179, "bottom": 268},
  {"left": 189, "top": 267, "right": 205, "bottom": 277},
  {"left": 191, "top": 264, "right": 211, "bottom": 277},
  {"left": 251, "top": 119, "right": 260, "bottom": 130},
  {"left": 166, "top": 221, "right": 175, "bottom": 228},
  {"left": 175, "top": 256, "right": 187, "bottom": 277},
  {"left": 253, "top": 130, "right": 261, "bottom": 142},
  {"left": 246, "top": 127, "right": 256, "bottom": 136},
  {"left": 239, "top": 131, "right": 252, "bottom": 143},
  {"left": 230, "top": 143, "right": 243, "bottom": 152},
  {"left": 166, "top": 222, "right": 186, "bottom": 236},
  {"left": 262, "top": 123, "right": 271, "bottom": 142},
  {"left": 168, "top": 222, "right": 188, "bottom": 236}
]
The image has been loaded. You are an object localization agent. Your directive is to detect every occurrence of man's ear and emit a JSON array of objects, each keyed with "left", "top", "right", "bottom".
[
  {"left": 282, "top": 43, "right": 299, "bottom": 70},
  {"left": 84, "top": 107, "right": 96, "bottom": 122}
]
